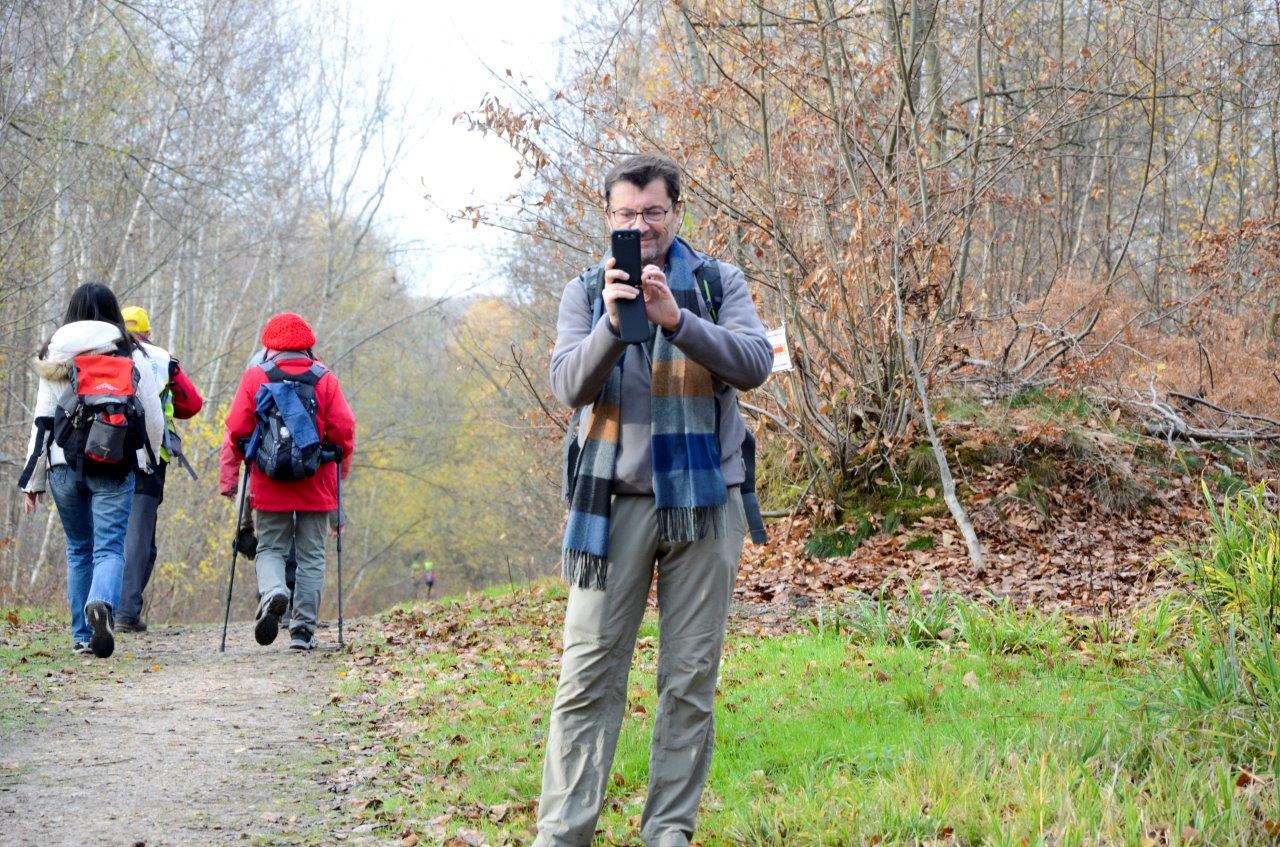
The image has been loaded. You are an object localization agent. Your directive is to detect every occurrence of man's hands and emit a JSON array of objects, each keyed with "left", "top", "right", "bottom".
[
  {"left": 602, "top": 257, "right": 682, "bottom": 333},
  {"left": 23, "top": 491, "right": 40, "bottom": 513}
]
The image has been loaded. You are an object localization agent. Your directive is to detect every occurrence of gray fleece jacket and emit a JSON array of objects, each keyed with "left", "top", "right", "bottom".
[{"left": 550, "top": 243, "right": 772, "bottom": 495}]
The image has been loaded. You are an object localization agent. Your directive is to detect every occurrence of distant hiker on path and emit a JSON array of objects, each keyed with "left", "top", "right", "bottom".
[
  {"left": 220, "top": 313, "right": 355, "bottom": 651},
  {"left": 116, "top": 305, "right": 205, "bottom": 633},
  {"left": 419, "top": 559, "right": 435, "bottom": 599},
  {"left": 536, "top": 154, "right": 772, "bottom": 846},
  {"left": 19, "top": 283, "right": 165, "bottom": 657}
]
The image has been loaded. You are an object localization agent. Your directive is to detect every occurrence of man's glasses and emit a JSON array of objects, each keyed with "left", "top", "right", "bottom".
[{"left": 607, "top": 205, "right": 674, "bottom": 226}]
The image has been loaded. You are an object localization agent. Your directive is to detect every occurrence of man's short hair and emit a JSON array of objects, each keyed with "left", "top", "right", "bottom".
[{"left": 603, "top": 154, "right": 681, "bottom": 205}]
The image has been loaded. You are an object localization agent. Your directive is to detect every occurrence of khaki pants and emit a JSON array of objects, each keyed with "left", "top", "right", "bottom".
[
  {"left": 535, "top": 488, "right": 745, "bottom": 847},
  {"left": 254, "top": 510, "right": 328, "bottom": 635}
]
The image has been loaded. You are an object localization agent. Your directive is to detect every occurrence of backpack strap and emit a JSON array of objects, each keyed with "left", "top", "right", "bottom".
[
  {"left": 584, "top": 265, "right": 606, "bottom": 325},
  {"left": 693, "top": 259, "right": 723, "bottom": 323},
  {"left": 261, "top": 361, "right": 327, "bottom": 386},
  {"left": 739, "top": 430, "right": 768, "bottom": 544},
  {"left": 298, "top": 363, "right": 327, "bottom": 386}
]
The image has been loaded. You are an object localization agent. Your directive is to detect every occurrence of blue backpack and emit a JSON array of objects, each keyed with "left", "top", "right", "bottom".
[{"left": 245, "top": 358, "right": 326, "bottom": 481}]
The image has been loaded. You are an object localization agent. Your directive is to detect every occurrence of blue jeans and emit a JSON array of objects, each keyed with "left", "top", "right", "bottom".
[{"left": 48, "top": 465, "right": 136, "bottom": 644}]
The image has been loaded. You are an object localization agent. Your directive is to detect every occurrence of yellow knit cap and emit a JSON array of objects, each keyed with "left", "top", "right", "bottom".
[{"left": 122, "top": 306, "right": 150, "bottom": 333}]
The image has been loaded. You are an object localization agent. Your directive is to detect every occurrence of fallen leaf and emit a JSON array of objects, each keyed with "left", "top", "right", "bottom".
[
  {"left": 454, "top": 828, "right": 488, "bottom": 847},
  {"left": 962, "top": 670, "right": 980, "bottom": 689}
]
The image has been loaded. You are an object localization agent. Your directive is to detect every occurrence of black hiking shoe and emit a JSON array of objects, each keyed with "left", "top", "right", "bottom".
[
  {"left": 255, "top": 593, "right": 288, "bottom": 646},
  {"left": 289, "top": 629, "right": 317, "bottom": 651},
  {"left": 85, "top": 602, "right": 114, "bottom": 658},
  {"left": 116, "top": 619, "right": 147, "bottom": 633}
]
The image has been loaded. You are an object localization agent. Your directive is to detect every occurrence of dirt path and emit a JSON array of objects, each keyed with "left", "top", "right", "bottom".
[{"left": 0, "top": 623, "right": 353, "bottom": 846}]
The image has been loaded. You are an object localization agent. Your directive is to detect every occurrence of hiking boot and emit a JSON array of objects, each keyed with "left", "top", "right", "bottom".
[
  {"left": 72, "top": 642, "right": 91, "bottom": 655},
  {"left": 116, "top": 619, "right": 147, "bottom": 633},
  {"left": 85, "top": 602, "right": 114, "bottom": 658},
  {"left": 288, "top": 630, "right": 317, "bottom": 651},
  {"left": 254, "top": 593, "right": 289, "bottom": 646}
]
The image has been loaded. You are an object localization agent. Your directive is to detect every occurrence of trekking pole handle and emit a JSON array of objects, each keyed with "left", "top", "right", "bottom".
[{"left": 321, "top": 444, "right": 343, "bottom": 463}]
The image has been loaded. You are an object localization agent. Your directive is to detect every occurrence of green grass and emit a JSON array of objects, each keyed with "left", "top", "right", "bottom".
[
  {"left": 0, "top": 607, "right": 73, "bottom": 731},
  {"left": 330, "top": 582, "right": 1280, "bottom": 846},
  {"left": 0, "top": 605, "right": 145, "bottom": 733},
  {"left": 1008, "top": 387, "right": 1099, "bottom": 422}
]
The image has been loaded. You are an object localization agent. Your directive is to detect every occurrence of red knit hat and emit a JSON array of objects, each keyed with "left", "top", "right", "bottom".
[{"left": 260, "top": 312, "right": 316, "bottom": 351}]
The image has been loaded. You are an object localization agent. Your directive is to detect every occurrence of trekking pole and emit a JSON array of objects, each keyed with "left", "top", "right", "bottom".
[
  {"left": 335, "top": 457, "right": 345, "bottom": 647},
  {"left": 220, "top": 462, "right": 251, "bottom": 653},
  {"left": 329, "top": 446, "right": 345, "bottom": 648}
]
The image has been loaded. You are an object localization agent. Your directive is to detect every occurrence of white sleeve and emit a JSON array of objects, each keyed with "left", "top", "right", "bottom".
[
  {"left": 133, "top": 353, "right": 165, "bottom": 463},
  {"left": 18, "top": 378, "right": 58, "bottom": 493}
]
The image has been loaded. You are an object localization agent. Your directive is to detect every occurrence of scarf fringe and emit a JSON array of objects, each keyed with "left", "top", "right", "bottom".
[
  {"left": 563, "top": 548, "right": 608, "bottom": 590},
  {"left": 658, "top": 505, "right": 726, "bottom": 543}
]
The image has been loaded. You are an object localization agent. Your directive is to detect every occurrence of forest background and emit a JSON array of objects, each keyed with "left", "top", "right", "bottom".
[{"left": 2, "top": 0, "right": 1278, "bottom": 624}]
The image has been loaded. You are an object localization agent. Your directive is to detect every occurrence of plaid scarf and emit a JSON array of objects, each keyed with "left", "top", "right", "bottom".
[{"left": 562, "top": 239, "right": 727, "bottom": 590}]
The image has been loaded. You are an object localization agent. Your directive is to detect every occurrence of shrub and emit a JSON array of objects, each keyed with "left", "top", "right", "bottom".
[
  {"left": 1167, "top": 483, "right": 1280, "bottom": 621},
  {"left": 1153, "top": 483, "right": 1280, "bottom": 766}
]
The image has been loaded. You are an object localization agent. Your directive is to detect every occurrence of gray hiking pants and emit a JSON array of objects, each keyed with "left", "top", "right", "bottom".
[
  {"left": 254, "top": 510, "right": 327, "bottom": 635},
  {"left": 534, "top": 488, "right": 745, "bottom": 847}
]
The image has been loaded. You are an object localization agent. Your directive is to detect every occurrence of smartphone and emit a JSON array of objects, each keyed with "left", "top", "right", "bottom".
[{"left": 610, "top": 228, "right": 650, "bottom": 344}]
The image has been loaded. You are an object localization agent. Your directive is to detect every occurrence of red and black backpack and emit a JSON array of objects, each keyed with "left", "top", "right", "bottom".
[{"left": 53, "top": 351, "right": 150, "bottom": 481}]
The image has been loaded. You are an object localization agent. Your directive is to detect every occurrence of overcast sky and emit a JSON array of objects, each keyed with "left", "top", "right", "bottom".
[{"left": 355, "top": 0, "right": 568, "bottom": 299}]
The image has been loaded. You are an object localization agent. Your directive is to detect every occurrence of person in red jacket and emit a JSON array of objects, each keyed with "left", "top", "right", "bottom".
[{"left": 220, "top": 312, "right": 355, "bottom": 651}]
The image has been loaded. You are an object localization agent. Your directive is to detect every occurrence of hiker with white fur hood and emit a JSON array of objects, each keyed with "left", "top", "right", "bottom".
[{"left": 18, "top": 283, "right": 165, "bottom": 658}]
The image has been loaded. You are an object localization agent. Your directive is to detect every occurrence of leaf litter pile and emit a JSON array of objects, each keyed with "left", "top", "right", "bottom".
[{"left": 738, "top": 419, "right": 1244, "bottom": 611}]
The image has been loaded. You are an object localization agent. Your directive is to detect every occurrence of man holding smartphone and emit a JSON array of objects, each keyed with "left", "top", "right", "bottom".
[{"left": 540, "top": 154, "right": 772, "bottom": 846}]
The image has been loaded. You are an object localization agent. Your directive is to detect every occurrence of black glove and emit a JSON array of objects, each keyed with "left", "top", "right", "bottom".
[{"left": 235, "top": 522, "right": 258, "bottom": 560}]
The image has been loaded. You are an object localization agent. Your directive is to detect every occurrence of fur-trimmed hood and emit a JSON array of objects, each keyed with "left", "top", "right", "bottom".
[{"left": 34, "top": 320, "right": 126, "bottom": 383}]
